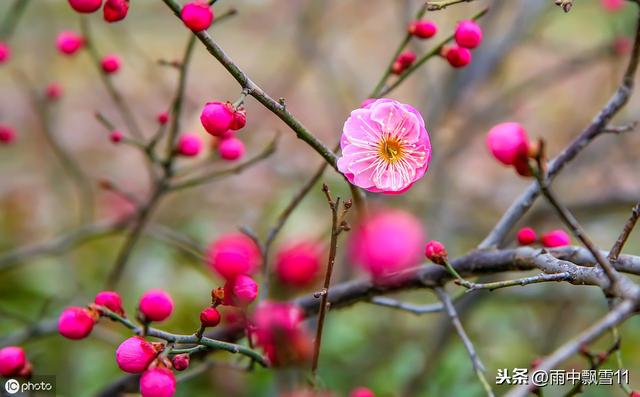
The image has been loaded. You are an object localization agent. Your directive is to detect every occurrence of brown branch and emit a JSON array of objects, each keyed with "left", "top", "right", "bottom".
[
  {"left": 88, "top": 245, "right": 640, "bottom": 395},
  {"left": 532, "top": 150, "right": 620, "bottom": 284},
  {"left": 311, "top": 185, "right": 351, "bottom": 380},
  {"left": 160, "top": 0, "right": 338, "bottom": 169}
]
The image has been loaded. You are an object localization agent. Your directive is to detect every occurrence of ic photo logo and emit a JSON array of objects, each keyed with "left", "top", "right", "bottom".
[
  {"left": 4, "top": 379, "right": 19, "bottom": 394},
  {"left": 3, "top": 376, "right": 56, "bottom": 395}
]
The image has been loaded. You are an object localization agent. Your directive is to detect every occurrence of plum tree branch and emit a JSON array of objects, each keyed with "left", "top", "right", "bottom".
[
  {"left": 479, "top": 3, "right": 640, "bottom": 249},
  {"left": 160, "top": 0, "right": 338, "bottom": 169}
]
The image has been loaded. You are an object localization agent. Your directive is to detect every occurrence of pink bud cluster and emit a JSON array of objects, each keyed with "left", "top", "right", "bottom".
[
  {"left": 486, "top": 122, "right": 533, "bottom": 177},
  {"left": 200, "top": 101, "right": 247, "bottom": 161},
  {"left": 206, "top": 233, "right": 260, "bottom": 307},
  {"left": 516, "top": 227, "right": 571, "bottom": 248},
  {"left": 441, "top": 20, "right": 482, "bottom": 68},
  {"left": 67, "top": 0, "right": 130, "bottom": 22},
  {"left": 0, "top": 346, "right": 32, "bottom": 378},
  {"left": 56, "top": 290, "right": 181, "bottom": 396},
  {"left": 116, "top": 336, "right": 176, "bottom": 396}
]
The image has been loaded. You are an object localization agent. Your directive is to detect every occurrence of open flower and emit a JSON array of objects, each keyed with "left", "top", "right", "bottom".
[{"left": 337, "top": 98, "right": 431, "bottom": 193}]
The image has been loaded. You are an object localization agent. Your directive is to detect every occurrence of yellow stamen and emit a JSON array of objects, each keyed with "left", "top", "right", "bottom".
[{"left": 379, "top": 138, "right": 403, "bottom": 163}]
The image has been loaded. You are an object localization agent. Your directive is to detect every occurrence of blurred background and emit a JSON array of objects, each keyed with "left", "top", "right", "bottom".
[{"left": 1, "top": 0, "right": 640, "bottom": 396}]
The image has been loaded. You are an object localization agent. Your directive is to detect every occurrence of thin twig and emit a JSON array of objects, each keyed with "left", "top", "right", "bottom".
[
  {"left": 458, "top": 272, "right": 573, "bottom": 292},
  {"left": 311, "top": 184, "right": 351, "bottom": 381},
  {"left": 434, "top": 287, "right": 494, "bottom": 397},
  {"left": 169, "top": 137, "right": 277, "bottom": 191},
  {"left": 368, "top": 296, "right": 443, "bottom": 315},
  {"left": 426, "top": 0, "right": 477, "bottom": 11},
  {"left": 370, "top": 3, "right": 429, "bottom": 97},
  {"left": 608, "top": 202, "right": 640, "bottom": 262},
  {"left": 258, "top": 161, "right": 330, "bottom": 299}
]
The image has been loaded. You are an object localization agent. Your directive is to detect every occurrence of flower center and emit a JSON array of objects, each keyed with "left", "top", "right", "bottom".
[{"left": 379, "top": 137, "right": 403, "bottom": 163}]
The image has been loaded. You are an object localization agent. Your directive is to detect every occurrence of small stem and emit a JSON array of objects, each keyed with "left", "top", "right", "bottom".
[
  {"left": 434, "top": 287, "right": 494, "bottom": 397},
  {"left": 368, "top": 297, "right": 444, "bottom": 315},
  {"left": 369, "top": 3, "right": 429, "bottom": 98},
  {"left": 169, "top": 137, "right": 277, "bottom": 191},
  {"left": 98, "top": 307, "right": 268, "bottom": 366},
  {"left": 311, "top": 185, "right": 350, "bottom": 381},
  {"left": 164, "top": 34, "right": 197, "bottom": 167},
  {"left": 608, "top": 202, "right": 640, "bottom": 262},
  {"left": 426, "top": 0, "right": 477, "bottom": 11},
  {"left": 460, "top": 272, "right": 573, "bottom": 292}
]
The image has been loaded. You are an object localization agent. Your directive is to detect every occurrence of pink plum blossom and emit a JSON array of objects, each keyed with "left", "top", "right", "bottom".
[{"left": 337, "top": 98, "right": 431, "bottom": 193}]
